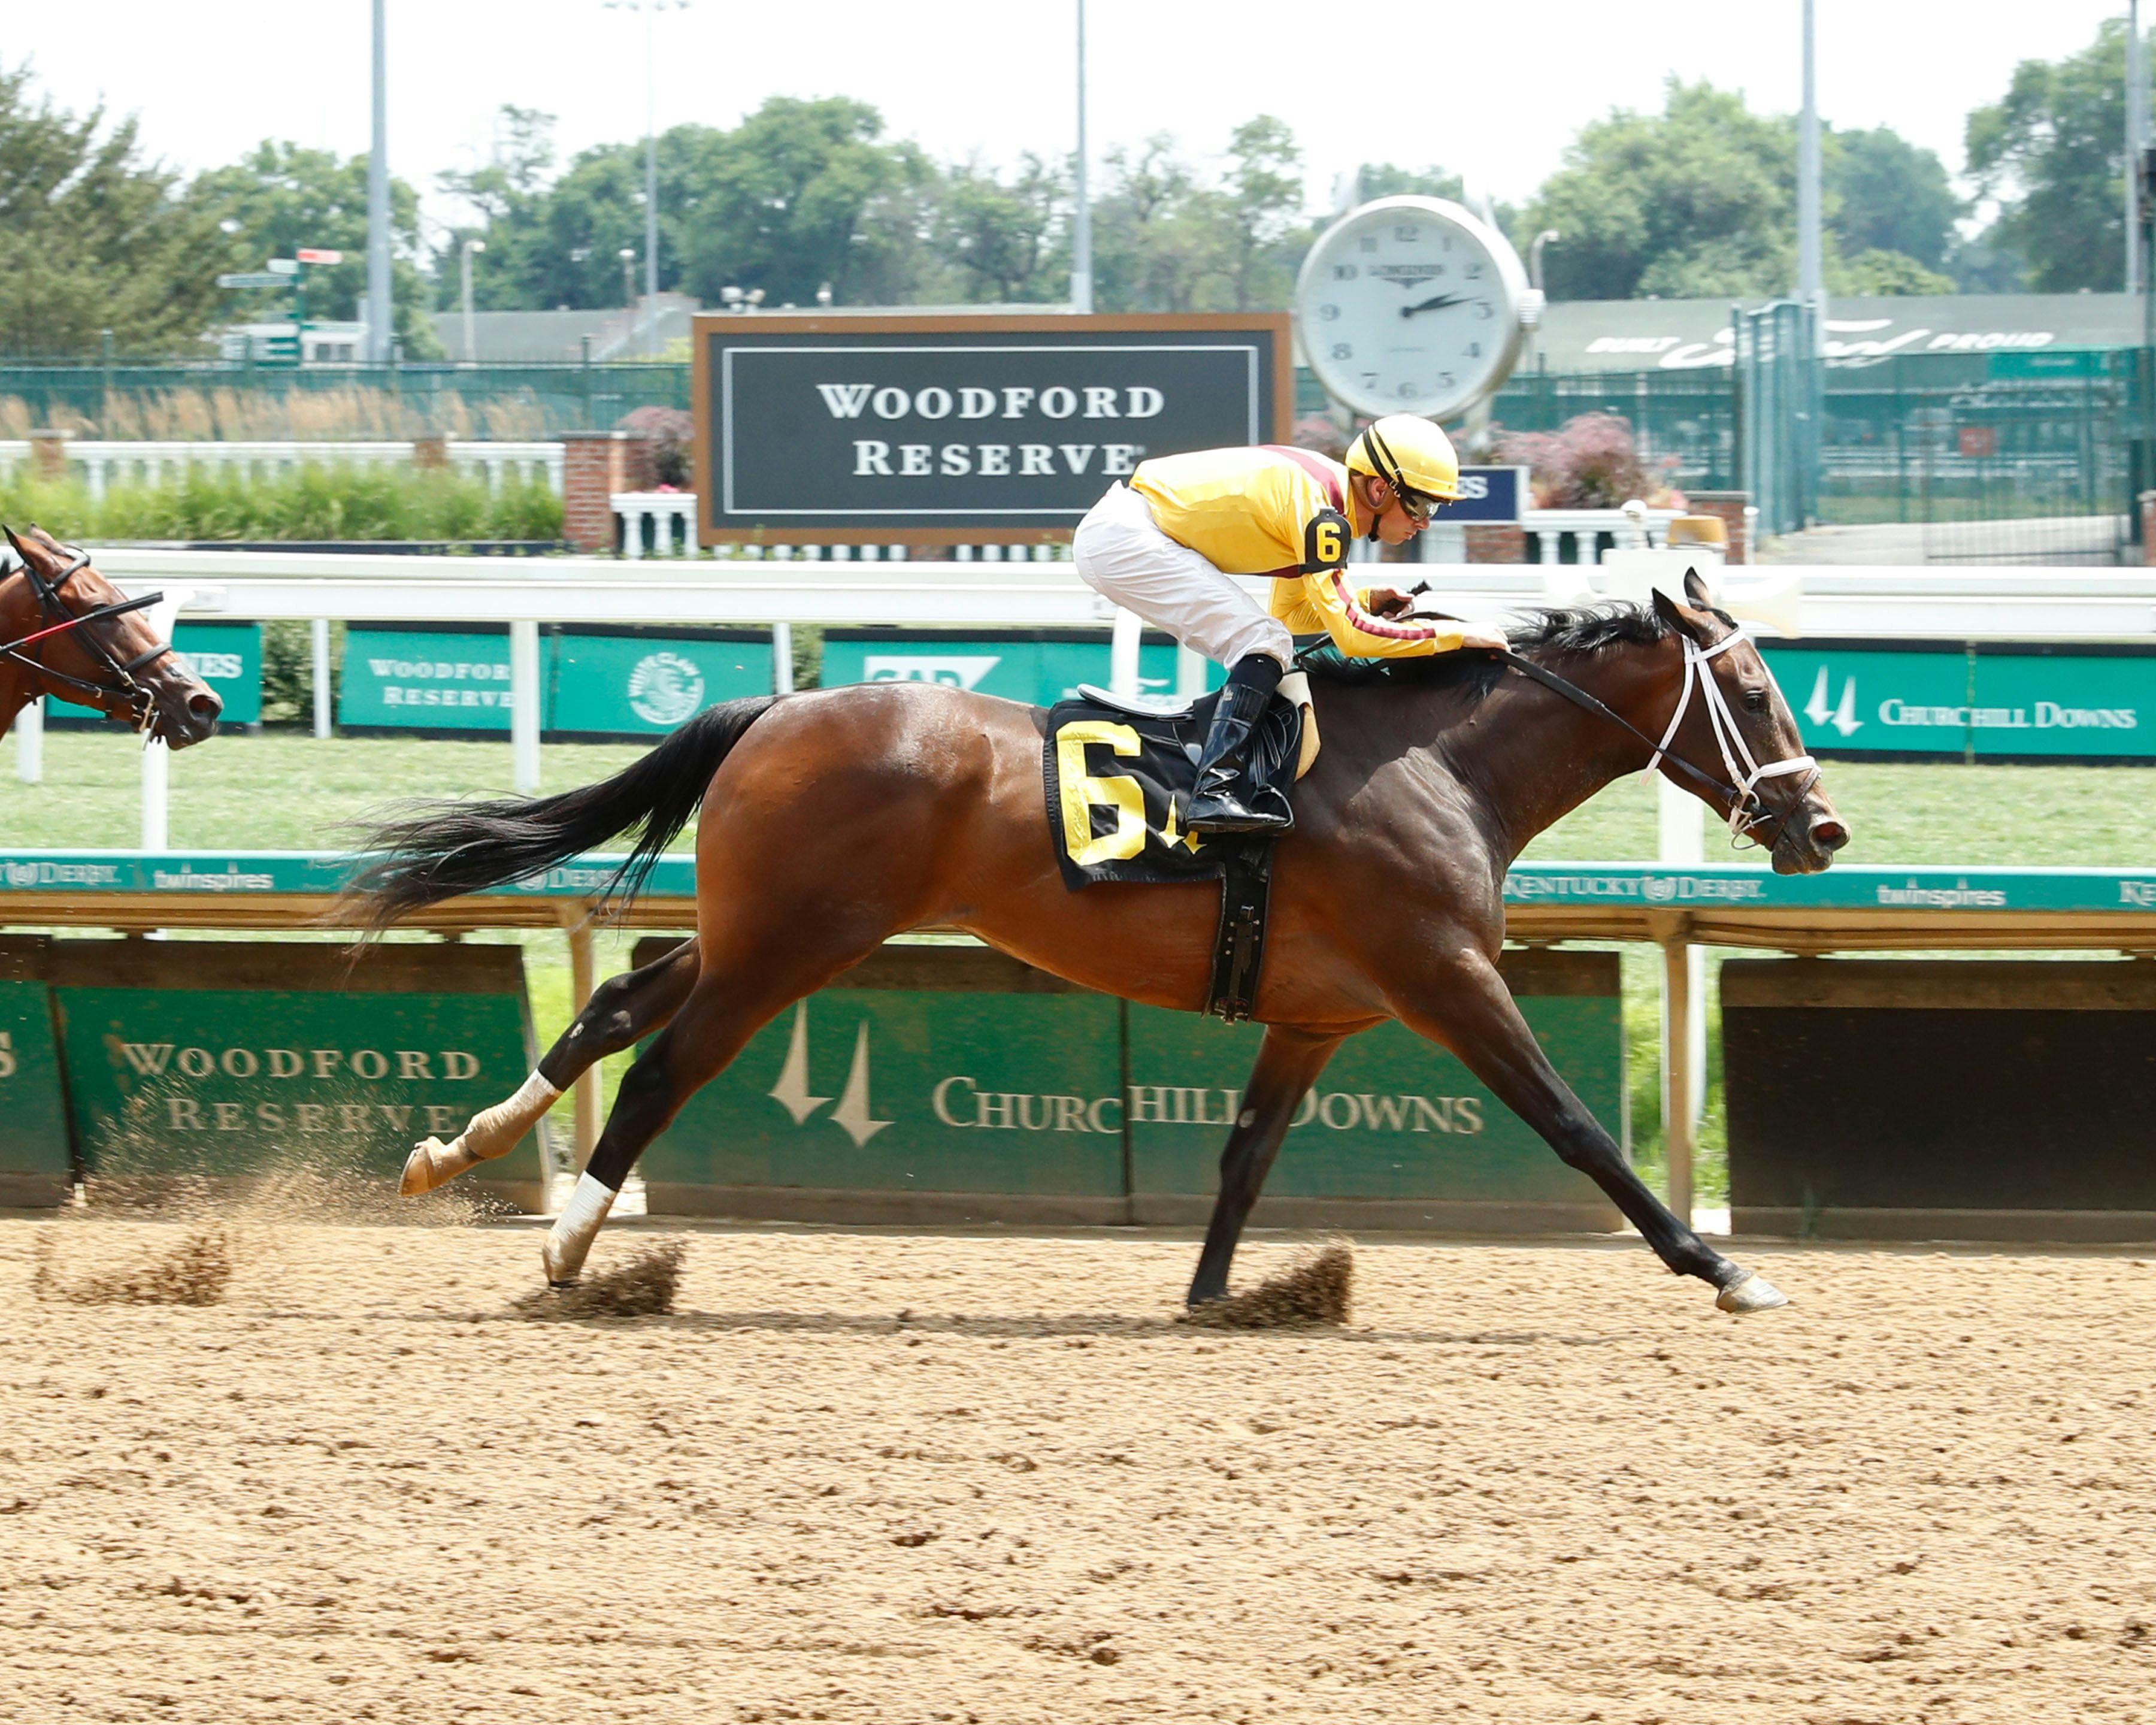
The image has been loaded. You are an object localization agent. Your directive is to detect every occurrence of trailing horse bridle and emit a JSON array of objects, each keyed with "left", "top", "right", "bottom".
[
  {"left": 1495, "top": 630, "right": 1820, "bottom": 850},
  {"left": 0, "top": 546, "right": 169, "bottom": 727}
]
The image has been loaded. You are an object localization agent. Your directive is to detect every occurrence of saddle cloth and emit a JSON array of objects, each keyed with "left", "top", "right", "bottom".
[{"left": 1041, "top": 671, "right": 1313, "bottom": 891}]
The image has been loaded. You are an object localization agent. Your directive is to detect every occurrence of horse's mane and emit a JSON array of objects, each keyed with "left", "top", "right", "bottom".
[{"left": 1300, "top": 601, "right": 1673, "bottom": 701}]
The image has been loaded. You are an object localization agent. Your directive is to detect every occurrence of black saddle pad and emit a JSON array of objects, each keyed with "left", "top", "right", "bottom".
[{"left": 1041, "top": 689, "right": 1299, "bottom": 891}]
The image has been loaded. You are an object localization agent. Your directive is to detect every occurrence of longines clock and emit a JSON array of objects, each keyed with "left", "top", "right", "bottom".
[{"left": 1293, "top": 195, "right": 1536, "bottom": 422}]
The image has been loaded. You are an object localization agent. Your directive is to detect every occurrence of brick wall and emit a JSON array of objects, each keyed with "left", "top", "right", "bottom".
[
  {"left": 26, "top": 429, "right": 71, "bottom": 480},
  {"left": 1684, "top": 492, "right": 1749, "bottom": 565},
  {"left": 1464, "top": 523, "right": 1528, "bottom": 564},
  {"left": 556, "top": 431, "right": 659, "bottom": 552}
]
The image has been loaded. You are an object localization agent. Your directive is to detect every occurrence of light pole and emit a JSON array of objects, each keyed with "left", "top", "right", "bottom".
[
  {"left": 461, "top": 238, "right": 485, "bottom": 364},
  {"left": 619, "top": 247, "right": 637, "bottom": 309},
  {"left": 1528, "top": 229, "right": 1559, "bottom": 292},
  {"left": 367, "top": 0, "right": 392, "bottom": 365},
  {"left": 1071, "top": 0, "right": 1092, "bottom": 314},
  {"left": 605, "top": 0, "right": 689, "bottom": 352},
  {"left": 1797, "top": 0, "right": 1824, "bottom": 334},
  {"left": 2130, "top": 0, "right": 2146, "bottom": 295}
]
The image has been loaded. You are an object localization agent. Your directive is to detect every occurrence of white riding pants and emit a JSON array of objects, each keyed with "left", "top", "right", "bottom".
[{"left": 1071, "top": 482, "right": 1294, "bottom": 671}]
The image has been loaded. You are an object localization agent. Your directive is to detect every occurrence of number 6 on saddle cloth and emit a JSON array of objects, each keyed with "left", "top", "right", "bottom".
[{"left": 1041, "top": 673, "right": 1318, "bottom": 1024}]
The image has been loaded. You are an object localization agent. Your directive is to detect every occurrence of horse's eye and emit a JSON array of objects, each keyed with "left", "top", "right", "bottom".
[{"left": 1742, "top": 688, "right": 1769, "bottom": 714}]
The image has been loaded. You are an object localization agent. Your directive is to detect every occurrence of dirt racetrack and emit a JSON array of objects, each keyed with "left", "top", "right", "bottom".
[{"left": 4, "top": 1216, "right": 2153, "bottom": 1725}]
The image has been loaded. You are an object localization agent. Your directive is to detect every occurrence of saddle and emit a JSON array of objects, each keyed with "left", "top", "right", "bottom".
[{"left": 1041, "top": 673, "right": 1316, "bottom": 1022}]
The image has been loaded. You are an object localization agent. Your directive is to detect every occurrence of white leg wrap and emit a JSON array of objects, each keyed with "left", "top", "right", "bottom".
[
  {"left": 542, "top": 1172, "right": 617, "bottom": 1285},
  {"left": 401, "top": 1070, "right": 562, "bottom": 1196}
]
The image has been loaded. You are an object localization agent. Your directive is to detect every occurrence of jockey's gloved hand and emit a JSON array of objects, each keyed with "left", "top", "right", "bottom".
[{"left": 1364, "top": 586, "right": 1416, "bottom": 619}]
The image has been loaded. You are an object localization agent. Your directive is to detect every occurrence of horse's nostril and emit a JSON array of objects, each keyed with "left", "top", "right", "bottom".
[
  {"left": 1812, "top": 817, "right": 1849, "bottom": 852},
  {"left": 187, "top": 692, "right": 223, "bottom": 722}
]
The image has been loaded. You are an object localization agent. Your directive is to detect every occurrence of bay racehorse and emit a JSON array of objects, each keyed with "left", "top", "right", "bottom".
[
  {"left": 351, "top": 571, "right": 1847, "bottom": 1313},
  {"left": 1, "top": 525, "right": 222, "bottom": 746}
]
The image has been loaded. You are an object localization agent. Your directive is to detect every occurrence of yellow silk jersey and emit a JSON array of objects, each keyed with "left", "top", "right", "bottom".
[{"left": 1128, "top": 444, "right": 1468, "bottom": 659}]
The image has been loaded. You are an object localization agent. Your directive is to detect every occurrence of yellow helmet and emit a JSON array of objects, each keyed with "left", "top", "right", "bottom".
[{"left": 1345, "top": 414, "right": 1462, "bottom": 506}]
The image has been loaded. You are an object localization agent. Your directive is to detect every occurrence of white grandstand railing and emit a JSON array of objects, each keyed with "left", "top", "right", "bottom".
[
  {"left": 0, "top": 439, "right": 562, "bottom": 498},
  {"left": 607, "top": 491, "right": 1689, "bottom": 567}
]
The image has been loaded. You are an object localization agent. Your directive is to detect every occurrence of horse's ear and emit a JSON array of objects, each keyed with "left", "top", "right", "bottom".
[
  {"left": 1683, "top": 565, "right": 1715, "bottom": 609},
  {"left": 2, "top": 524, "right": 29, "bottom": 564},
  {"left": 1652, "top": 584, "right": 1709, "bottom": 644}
]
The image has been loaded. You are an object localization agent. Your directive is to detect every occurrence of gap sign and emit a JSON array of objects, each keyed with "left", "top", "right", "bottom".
[
  {"left": 1763, "top": 643, "right": 2156, "bottom": 760},
  {"left": 820, "top": 629, "right": 1220, "bottom": 706}
]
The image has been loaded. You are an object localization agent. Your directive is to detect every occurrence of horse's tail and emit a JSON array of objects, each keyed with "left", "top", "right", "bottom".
[{"left": 339, "top": 694, "right": 780, "bottom": 933}]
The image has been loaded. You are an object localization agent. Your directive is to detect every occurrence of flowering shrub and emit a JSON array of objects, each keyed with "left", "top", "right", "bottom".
[
  {"left": 619, "top": 405, "right": 696, "bottom": 488},
  {"left": 1289, "top": 413, "right": 1350, "bottom": 461},
  {"left": 1494, "top": 413, "right": 1681, "bottom": 510}
]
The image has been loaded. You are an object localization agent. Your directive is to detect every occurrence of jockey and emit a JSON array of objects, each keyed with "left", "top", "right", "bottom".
[{"left": 1072, "top": 414, "right": 1509, "bottom": 834}]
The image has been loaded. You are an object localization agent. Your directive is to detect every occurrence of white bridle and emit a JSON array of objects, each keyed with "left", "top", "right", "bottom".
[{"left": 1645, "top": 627, "right": 1818, "bottom": 846}]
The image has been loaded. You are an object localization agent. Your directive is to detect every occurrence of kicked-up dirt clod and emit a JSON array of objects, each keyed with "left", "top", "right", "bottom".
[
  {"left": 1180, "top": 1240, "right": 1353, "bottom": 1328},
  {"left": 512, "top": 1240, "right": 685, "bottom": 1320}
]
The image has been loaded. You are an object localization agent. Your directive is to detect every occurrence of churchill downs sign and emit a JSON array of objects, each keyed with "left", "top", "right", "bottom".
[
  {"left": 692, "top": 313, "right": 1293, "bottom": 546},
  {"left": 637, "top": 942, "right": 1623, "bottom": 1231}
]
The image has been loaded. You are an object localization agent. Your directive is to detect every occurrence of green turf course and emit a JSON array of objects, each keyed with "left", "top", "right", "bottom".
[{"left": 8, "top": 724, "right": 2156, "bottom": 1206}]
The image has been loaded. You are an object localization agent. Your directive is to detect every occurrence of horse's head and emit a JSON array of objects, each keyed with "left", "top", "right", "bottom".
[
  {"left": 1649, "top": 569, "right": 1848, "bottom": 876},
  {"left": 2, "top": 524, "right": 222, "bottom": 748}
]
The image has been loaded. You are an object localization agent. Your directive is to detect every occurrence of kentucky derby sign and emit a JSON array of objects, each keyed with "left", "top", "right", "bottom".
[{"left": 692, "top": 313, "right": 1293, "bottom": 546}]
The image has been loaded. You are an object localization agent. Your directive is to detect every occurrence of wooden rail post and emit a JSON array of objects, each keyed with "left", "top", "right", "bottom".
[
  {"left": 557, "top": 904, "right": 602, "bottom": 1170},
  {"left": 1653, "top": 910, "right": 1698, "bottom": 1224}
]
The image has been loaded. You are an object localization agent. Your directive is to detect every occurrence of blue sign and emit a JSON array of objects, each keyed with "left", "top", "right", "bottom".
[{"left": 1431, "top": 465, "right": 1526, "bottom": 524}]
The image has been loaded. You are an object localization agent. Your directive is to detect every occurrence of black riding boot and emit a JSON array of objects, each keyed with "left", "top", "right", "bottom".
[{"left": 1187, "top": 660, "right": 1293, "bottom": 836}]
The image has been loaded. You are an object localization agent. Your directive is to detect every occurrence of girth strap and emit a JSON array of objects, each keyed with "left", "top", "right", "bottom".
[{"left": 1206, "top": 840, "right": 1275, "bottom": 1024}]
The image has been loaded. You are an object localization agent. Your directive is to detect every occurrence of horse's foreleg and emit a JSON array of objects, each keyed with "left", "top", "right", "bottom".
[
  {"left": 542, "top": 941, "right": 880, "bottom": 1285},
  {"left": 1394, "top": 957, "right": 1784, "bottom": 1314},
  {"left": 1186, "top": 1025, "right": 1345, "bottom": 1307},
  {"left": 401, "top": 938, "right": 701, "bottom": 1196}
]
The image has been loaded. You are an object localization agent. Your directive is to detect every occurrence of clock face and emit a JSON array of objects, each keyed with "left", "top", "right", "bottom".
[{"left": 1293, "top": 196, "right": 1528, "bottom": 423}]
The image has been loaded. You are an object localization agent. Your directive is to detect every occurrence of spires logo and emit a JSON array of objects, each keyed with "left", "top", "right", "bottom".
[{"left": 766, "top": 1003, "right": 891, "bottom": 1148}]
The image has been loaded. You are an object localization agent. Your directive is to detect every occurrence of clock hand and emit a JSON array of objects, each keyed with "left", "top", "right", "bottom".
[{"left": 1400, "top": 292, "right": 1470, "bottom": 318}]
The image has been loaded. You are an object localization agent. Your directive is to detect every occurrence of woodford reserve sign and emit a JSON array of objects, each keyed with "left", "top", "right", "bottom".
[{"left": 693, "top": 313, "right": 1293, "bottom": 546}]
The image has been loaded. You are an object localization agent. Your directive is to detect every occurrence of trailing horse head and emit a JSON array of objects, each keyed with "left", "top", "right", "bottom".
[
  {"left": 1, "top": 523, "right": 222, "bottom": 748},
  {"left": 1648, "top": 567, "right": 1848, "bottom": 876}
]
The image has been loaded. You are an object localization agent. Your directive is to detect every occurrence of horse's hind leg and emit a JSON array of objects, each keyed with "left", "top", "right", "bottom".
[
  {"left": 401, "top": 938, "right": 701, "bottom": 1195},
  {"left": 1186, "top": 1025, "right": 1344, "bottom": 1307},
  {"left": 542, "top": 939, "right": 877, "bottom": 1285}
]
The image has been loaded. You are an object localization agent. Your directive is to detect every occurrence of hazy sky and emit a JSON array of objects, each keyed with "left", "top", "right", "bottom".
[{"left": 10, "top": 1, "right": 2139, "bottom": 238}]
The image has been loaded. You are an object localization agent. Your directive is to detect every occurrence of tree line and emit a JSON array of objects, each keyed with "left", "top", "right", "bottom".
[{"left": 0, "top": 17, "right": 2145, "bottom": 358}]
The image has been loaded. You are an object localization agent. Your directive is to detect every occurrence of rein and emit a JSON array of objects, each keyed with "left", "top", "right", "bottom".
[
  {"left": 0, "top": 547, "right": 169, "bottom": 719},
  {"left": 1494, "top": 630, "right": 1818, "bottom": 849}
]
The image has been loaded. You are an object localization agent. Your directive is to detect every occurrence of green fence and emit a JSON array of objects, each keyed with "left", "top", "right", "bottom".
[
  {"left": 4, "top": 348, "right": 2146, "bottom": 552},
  {"left": 0, "top": 359, "right": 689, "bottom": 437}
]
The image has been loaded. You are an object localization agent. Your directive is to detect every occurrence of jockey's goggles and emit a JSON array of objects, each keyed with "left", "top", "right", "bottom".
[{"left": 1389, "top": 486, "right": 1443, "bottom": 528}]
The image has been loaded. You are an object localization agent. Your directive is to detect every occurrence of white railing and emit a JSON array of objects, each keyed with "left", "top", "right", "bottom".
[
  {"left": 608, "top": 491, "right": 1681, "bottom": 568},
  {"left": 0, "top": 440, "right": 562, "bottom": 498},
  {"left": 1524, "top": 507, "right": 1686, "bottom": 566}
]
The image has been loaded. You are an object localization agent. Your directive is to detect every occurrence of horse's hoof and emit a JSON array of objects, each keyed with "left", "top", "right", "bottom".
[
  {"left": 400, "top": 1139, "right": 449, "bottom": 1196},
  {"left": 1716, "top": 1269, "right": 1791, "bottom": 1315}
]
